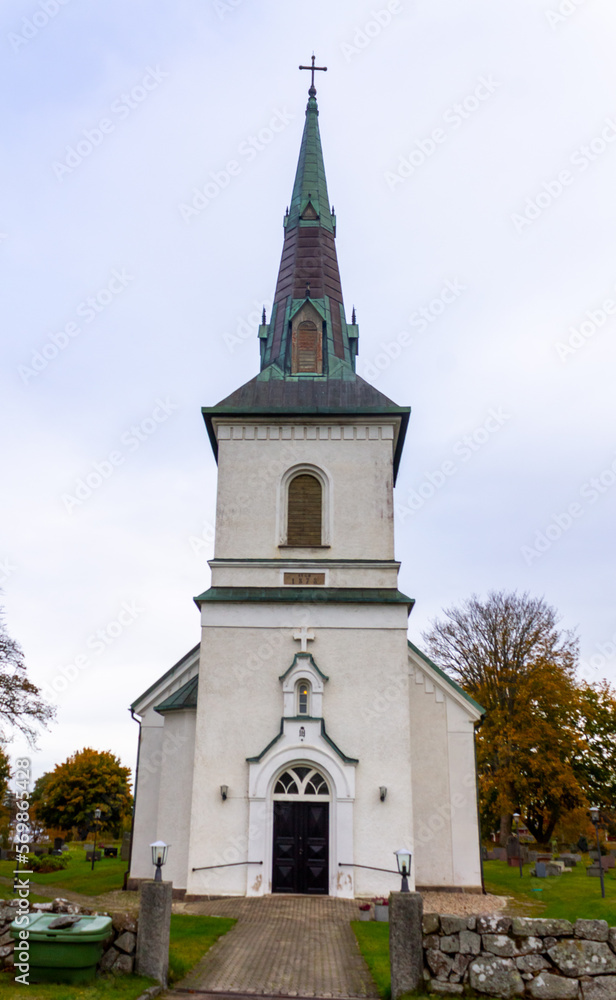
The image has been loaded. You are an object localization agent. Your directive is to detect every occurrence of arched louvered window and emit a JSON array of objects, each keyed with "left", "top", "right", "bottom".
[
  {"left": 287, "top": 474, "right": 322, "bottom": 546},
  {"left": 292, "top": 320, "right": 322, "bottom": 374},
  {"left": 273, "top": 766, "right": 330, "bottom": 799}
]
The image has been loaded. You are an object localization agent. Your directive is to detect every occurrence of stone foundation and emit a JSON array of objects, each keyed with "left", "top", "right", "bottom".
[{"left": 422, "top": 914, "right": 616, "bottom": 998}]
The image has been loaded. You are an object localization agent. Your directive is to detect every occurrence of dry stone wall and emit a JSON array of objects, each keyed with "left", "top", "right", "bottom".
[
  {"left": 0, "top": 898, "right": 137, "bottom": 975},
  {"left": 423, "top": 914, "right": 616, "bottom": 999}
]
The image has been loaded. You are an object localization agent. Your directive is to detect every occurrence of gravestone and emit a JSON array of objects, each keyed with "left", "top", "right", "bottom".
[
  {"left": 481, "top": 846, "right": 488, "bottom": 861},
  {"left": 587, "top": 862, "right": 603, "bottom": 877},
  {"left": 121, "top": 832, "right": 132, "bottom": 862},
  {"left": 545, "top": 862, "right": 563, "bottom": 876},
  {"left": 54, "top": 837, "right": 64, "bottom": 850},
  {"left": 104, "top": 847, "right": 118, "bottom": 858},
  {"left": 85, "top": 850, "right": 102, "bottom": 862},
  {"left": 535, "top": 862, "right": 547, "bottom": 877}
]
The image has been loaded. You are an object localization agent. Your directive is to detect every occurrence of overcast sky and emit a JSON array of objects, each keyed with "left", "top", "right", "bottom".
[{"left": 3, "top": 0, "right": 616, "bottom": 787}]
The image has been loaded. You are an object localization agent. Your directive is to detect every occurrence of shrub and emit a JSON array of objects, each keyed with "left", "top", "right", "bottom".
[{"left": 27, "top": 853, "right": 69, "bottom": 873}]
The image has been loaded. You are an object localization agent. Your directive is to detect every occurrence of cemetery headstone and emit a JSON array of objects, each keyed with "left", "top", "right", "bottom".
[
  {"left": 121, "top": 832, "right": 132, "bottom": 862},
  {"left": 535, "top": 862, "right": 547, "bottom": 877}
]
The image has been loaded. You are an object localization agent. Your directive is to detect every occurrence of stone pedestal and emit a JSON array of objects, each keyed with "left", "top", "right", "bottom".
[
  {"left": 135, "top": 880, "right": 173, "bottom": 986},
  {"left": 389, "top": 891, "right": 423, "bottom": 999}
]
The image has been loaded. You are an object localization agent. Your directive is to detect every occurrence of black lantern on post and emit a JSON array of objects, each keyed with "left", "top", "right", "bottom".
[
  {"left": 150, "top": 841, "right": 169, "bottom": 882},
  {"left": 589, "top": 806, "right": 605, "bottom": 900},
  {"left": 90, "top": 808, "right": 101, "bottom": 872},
  {"left": 513, "top": 811, "right": 523, "bottom": 879},
  {"left": 394, "top": 848, "right": 412, "bottom": 893}
]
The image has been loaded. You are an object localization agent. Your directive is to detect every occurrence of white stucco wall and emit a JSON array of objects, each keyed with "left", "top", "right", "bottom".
[
  {"left": 212, "top": 420, "right": 398, "bottom": 564},
  {"left": 186, "top": 604, "right": 414, "bottom": 898}
]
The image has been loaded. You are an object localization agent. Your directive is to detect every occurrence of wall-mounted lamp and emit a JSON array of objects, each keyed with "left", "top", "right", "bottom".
[
  {"left": 379, "top": 786, "right": 387, "bottom": 802},
  {"left": 220, "top": 785, "right": 228, "bottom": 801}
]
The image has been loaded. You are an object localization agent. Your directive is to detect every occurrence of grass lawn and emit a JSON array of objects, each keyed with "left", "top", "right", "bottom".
[
  {"left": 0, "top": 848, "right": 126, "bottom": 896},
  {"left": 483, "top": 858, "right": 616, "bottom": 923},
  {"left": 168, "top": 913, "right": 236, "bottom": 983},
  {"left": 0, "top": 913, "right": 236, "bottom": 999},
  {"left": 352, "top": 920, "right": 391, "bottom": 998}
]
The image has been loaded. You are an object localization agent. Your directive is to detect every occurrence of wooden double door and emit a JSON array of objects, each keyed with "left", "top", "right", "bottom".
[{"left": 272, "top": 801, "right": 329, "bottom": 894}]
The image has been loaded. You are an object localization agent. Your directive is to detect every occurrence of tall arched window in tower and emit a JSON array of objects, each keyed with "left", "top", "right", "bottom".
[
  {"left": 292, "top": 320, "right": 322, "bottom": 374},
  {"left": 287, "top": 474, "right": 322, "bottom": 546}
]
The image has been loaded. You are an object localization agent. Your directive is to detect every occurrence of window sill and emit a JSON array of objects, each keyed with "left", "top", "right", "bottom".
[{"left": 278, "top": 544, "right": 331, "bottom": 549}]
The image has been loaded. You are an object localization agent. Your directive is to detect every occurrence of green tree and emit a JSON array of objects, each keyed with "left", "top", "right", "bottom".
[
  {"left": 423, "top": 590, "right": 584, "bottom": 845},
  {"left": 36, "top": 748, "right": 132, "bottom": 839},
  {"left": 0, "top": 604, "right": 55, "bottom": 745}
]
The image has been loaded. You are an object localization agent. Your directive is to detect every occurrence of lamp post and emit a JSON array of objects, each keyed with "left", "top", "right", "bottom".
[
  {"left": 150, "top": 841, "right": 169, "bottom": 882},
  {"left": 513, "top": 811, "right": 523, "bottom": 878},
  {"left": 90, "top": 807, "right": 101, "bottom": 872},
  {"left": 590, "top": 806, "right": 605, "bottom": 900},
  {"left": 394, "top": 848, "right": 412, "bottom": 893}
]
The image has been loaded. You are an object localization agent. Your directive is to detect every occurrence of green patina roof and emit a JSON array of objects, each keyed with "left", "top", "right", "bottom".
[
  {"left": 154, "top": 674, "right": 199, "bottom": 714},
  {"left": 279, "top": 653, "right": 329, "bottom": 683},
  {"left": 130, "top": 643, "right": 200, "bottom": 712},
  {"left": 407, "top": 639, "right": 486, "bottom": 717},
  {"left": 247, "top": 717, "right": 358, "bottom": 765},
  {"left": 287, "top": 94, "right": 334, "bottom": 233},
  {"left": 195, "top": 586, "right": 415, "bottom": 610}
]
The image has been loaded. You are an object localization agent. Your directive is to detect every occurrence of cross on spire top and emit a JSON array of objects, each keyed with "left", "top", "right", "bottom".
[{"left": 299, "top": 54, "right": 327, "bottom": 96}]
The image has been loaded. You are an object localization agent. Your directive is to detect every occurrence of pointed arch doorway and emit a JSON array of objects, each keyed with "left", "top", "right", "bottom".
[{"left": 272, "top": 765, "right": 330, "bottom": 894}]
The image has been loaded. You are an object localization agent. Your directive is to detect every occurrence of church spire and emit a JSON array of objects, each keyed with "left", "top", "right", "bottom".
[{"left": 258, "top": 64, "right": 359, "bottom": 377}]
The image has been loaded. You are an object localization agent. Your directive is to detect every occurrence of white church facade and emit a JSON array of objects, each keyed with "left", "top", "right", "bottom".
[{"left": 128, "top": 74, "right": 484, "bottom": 899}]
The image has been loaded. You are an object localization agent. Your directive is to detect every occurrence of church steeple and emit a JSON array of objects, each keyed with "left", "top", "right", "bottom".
[{"left": 259, "top": 69, "right": 359, "bottom": 377}]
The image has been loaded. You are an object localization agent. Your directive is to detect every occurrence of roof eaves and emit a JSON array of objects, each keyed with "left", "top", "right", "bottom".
[{"left": 130, "top": 643, "right": 200, "bottom": 713}]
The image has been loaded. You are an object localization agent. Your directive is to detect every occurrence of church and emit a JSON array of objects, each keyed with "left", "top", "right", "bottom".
[{"left": 128, "top": 66, "right": 484, "bottom": 899}]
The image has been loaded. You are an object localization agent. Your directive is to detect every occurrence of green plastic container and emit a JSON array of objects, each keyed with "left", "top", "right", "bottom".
[{"left": 11, "top": 912, "right": 113, "bottom": 983}]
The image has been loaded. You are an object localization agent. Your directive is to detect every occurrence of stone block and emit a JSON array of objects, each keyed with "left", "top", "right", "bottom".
[
  {"left": 441, "top": 915, "right": 467, "bottom": 934},
  {"left": 113, "top": 953, "right": 134, "bottom": 974},
  {"left": 0, "top": 944, "right": 14, "bottom": 960},
  {"left": 429, "top": 979, "right": 464, "bottom": 994},
  {"left": 426, "top": 949, "right": 453, "bottom": 980},
  {"left": 423, "top": 913, "right": 440, "bottom": 934},
  {"left": 527, "top": 972, "right": 580, "bottom": 998},
  {"left": 0, "top": 931, "right": 11, "bottom": 947},
  {"left": 483, "top": 934, "right": 519, "bottom": 957},
  {"left": 469, "top": 954, "right": 525, "bottom": 998},
  {"left": 460, "top": 929, "right": 482, "bottom": 955},
  {"left": 608, "top": 929, "right": 616, "bottom": 954},
  {"left": 135, "top": 880, "right": 173, "bottom": 987},
  {"left": 112, "top": 911, "right": 138, "bottom": 934},
  {"left": 548, "top": 940, "right": 616, "bottom": 977},
  {"left": 389, "top": 892, "right": 423, "bottom": 999},
  {"left": 452, "top": 953, "right": 472, "bottom": 978},
  {"left": 517, "top": 937, "right": 547, "bottom": 957},
  {"left": 477, "top": 915, "right": 513, "bottom": 935},
  {"left": 423, "top": 934, "right": 440, "bottom": 950},
  {"left": 467, "top": 916, "right": 477, "bottom": 931},
  {"left": 576, "top": 921, "right": 609, "bottom": 942},
  {"left": 517, "top": 955, "right": 553, "bottom": 974},
  {"left": 581, "top": 975, "right": 616, "bottom": 999},
  {"left": 99, "top": 947, "right": 119, "bottom": 972},
  {"left": 440, "top": 934, "right": 460, "bottom": 953},
  {"left": 114, "top": 931, "right": 136, "bottom": 954},
  {"left": 546, "top": 863, "right": 564, "bottom": 877},
  {"left": 31, "top": 902, "right": 54, "bottom": 912},
  {"left": 512, "top": 918, "right": 573, "bottom": 937}
]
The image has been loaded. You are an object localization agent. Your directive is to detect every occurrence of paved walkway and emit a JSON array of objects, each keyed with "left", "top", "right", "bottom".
[{"left": 166, "top": 895, "right": 379, "bottom": 998}]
